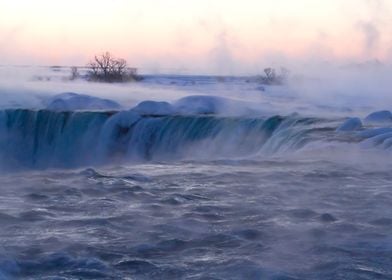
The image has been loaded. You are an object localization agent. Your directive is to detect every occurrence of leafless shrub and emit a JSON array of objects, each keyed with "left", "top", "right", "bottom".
[
  {"left": 87, "top": 52, "right": 142, "bottom": 82},
  {"left": 259, "top": 67, "right": 290, "bottom": 85}
]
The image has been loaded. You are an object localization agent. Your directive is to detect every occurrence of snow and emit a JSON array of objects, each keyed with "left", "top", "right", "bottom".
[
  {"left": 46, "top": 92, "right": 121, "bottom": 111},
  {"left": 364, "top": 110, "right": 392, "bottom": 125},
  {"left": 3, "top": 66, "right": 392, "bottom": 120},
  {"left": 131, "top": 101, "right": 174, "bottom": 115},
  {"left": 174, "top": 95, "right": 226, "bottom": 115},
  {"left": 127, "top": 95, "right": 265, "bottom": 116},
  {"left": 336, "top": 117, "right": 362, "bottom": 132}
]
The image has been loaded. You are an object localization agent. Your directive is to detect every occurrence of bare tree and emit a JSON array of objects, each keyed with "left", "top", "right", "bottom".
[
  {"left": 87, "top": 52, "right": 141, "bottom": 82},
  {"left": 70, "top": 66, "right": 79, "bottom": 80},
  {"left": 264, "top": 68, "right": 276, "bottom": 82},
  {"left": 259, "top": 67, "right": 289, "bottom": 85}
]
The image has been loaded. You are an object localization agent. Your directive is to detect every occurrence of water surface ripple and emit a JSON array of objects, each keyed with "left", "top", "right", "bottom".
[{"left": 0, "top": 160, "right": 391, "bottom": 279}]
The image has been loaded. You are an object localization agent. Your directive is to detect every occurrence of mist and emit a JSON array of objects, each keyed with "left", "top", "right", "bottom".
[
  {"left": 2, "top": 2, "right": 392, "bottom": 279},
  {"left": 2, "top": 0, "right": 392, "bottom": 116},
  {"left": 1, "top": 59, "right": 392, "bottom": 120}
]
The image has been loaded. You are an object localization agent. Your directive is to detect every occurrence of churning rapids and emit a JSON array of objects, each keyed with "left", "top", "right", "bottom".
[{"left": 0, "top": 107, "right": 391, "bottom": 279}]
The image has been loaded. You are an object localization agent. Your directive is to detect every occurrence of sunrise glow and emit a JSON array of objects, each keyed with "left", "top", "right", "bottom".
[{"left": 1, "top": 0, "right": 392, "bottom": 71}]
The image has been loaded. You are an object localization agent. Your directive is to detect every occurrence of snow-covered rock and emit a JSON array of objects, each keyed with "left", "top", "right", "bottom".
[
  {"left": 127, "top": 95, "right": 267, "bottom": 116},
  {"left": 364, "top": 110, "right": 392, "bottom": 125},
  {"left": 336, "top": 117, "right": 362, "bottom": 132},
  {"left": 174, "top": 95, "right": 227, "bottom": 115},
  {"left": 46, "top": 92, "right": 121, "bottom": 111},
  {"left": 131, "top": 101, "right": 174, "bottom": 115}
]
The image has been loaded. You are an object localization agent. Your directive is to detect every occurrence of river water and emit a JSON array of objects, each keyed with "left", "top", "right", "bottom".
[{"left": 0, "top": 146, "right": 391, "bottom": 279}]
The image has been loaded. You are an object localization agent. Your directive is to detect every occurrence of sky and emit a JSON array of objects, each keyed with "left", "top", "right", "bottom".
[{"left": 1, "top": 0, "right": 392, "bottom": 73}]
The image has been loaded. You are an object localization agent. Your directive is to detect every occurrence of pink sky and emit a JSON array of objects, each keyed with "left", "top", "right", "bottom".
[{"left": 1, "top": 0, "right": 391, "bottom": 73}]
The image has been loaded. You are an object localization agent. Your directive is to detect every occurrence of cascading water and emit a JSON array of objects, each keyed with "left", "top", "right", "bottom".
[{"left": 0, "top": 109, "right": 347, "bottom": 169}]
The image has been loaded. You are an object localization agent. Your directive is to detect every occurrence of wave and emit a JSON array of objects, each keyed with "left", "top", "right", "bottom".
[{"left": 0, "top": 109, "right": 384, "bottom": 169}]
